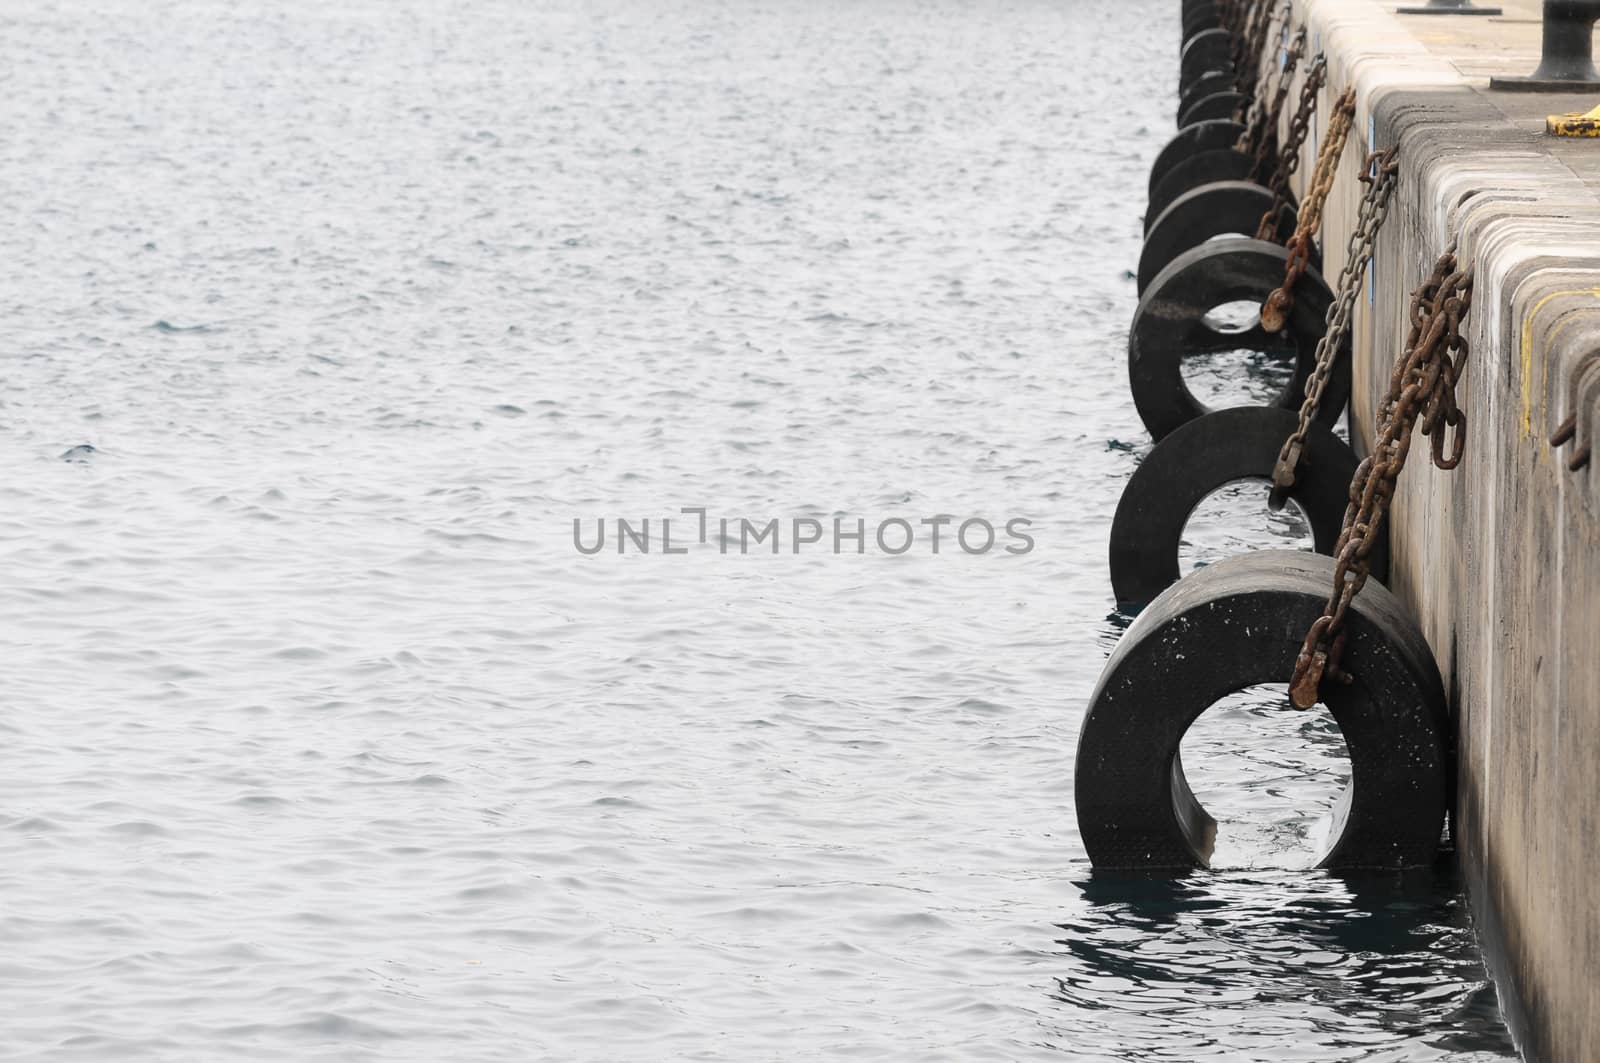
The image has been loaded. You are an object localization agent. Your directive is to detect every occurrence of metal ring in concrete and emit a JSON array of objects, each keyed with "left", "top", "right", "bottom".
[{"left": 1075, "top": 550, "right": 1450, "bottom": 871}]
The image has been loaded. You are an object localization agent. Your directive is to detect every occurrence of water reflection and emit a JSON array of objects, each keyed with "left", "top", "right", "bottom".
[
  {"left": 1053, "top": 867, "right": 1517, "bottom": 1061},
  {"left": 1098, "top": 609, "right": 1136, "bottom": 650},
  {"left": 1180, "top": 328, "right": 1301, "bottom": 413},
  {"left": 1179, "top": 479, "right": 1316, "bottom": 576},
  {"left": 0, "top": 0, "right": 1517, "bottom": 1054}
]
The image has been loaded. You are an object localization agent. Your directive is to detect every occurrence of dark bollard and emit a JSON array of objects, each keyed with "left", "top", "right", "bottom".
[
  {"left": 1396, "top": 0, "right": 1502, "bottom": 15},
  {"left": 1490, "top": 0, "right": 1600, "bottom": 90}
]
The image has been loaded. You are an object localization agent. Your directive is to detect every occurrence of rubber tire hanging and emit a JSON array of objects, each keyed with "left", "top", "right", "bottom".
[
  {"left": 1106, "top": 405, "right": 1388, "bottom": 611},
  {"left": 1128, "top": 237, "right": 1349, "bottom": 442},
  {"left": 1075, "top": 550, "right": 1451, "bottom": 872}
]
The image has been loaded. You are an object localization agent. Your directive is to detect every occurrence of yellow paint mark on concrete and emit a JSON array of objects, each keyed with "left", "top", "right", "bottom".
[
  {"left": 1548, "top": 104, "right": 1600, "bottom": 138},
  {"left": 1521, "top": 288, "right": 1600, "bottom": 441}
]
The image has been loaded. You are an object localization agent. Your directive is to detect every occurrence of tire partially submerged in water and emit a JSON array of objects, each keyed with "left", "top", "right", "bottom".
[
  {"left": 1128, "top": 236, "right": 1348, "bottom": 442},
  {"left": 1075, "top": 550, "right": 1451, "bottom": 872},
  {"left": 1106, "top": 405, "right": 1387, "bottom": 611}
]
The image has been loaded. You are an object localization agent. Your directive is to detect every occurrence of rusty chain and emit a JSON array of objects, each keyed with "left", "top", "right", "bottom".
[
  {"left": 1287, "top": 250, "right": 1476, "bottom": 710},
  {"left": 1257, "top": 86, "right": 1356, "bottom": 244},
  {"left": 1234, "top": 0, "right": 1283, "bottom": 95},
  {"left": 1230, "top": 1, "right": 1264, "bottom": 74},
  {"left": 1215, "top": 0, "right": 1243, "bottom": 36},
  {"left": 1257, "top": 86, "right": 1358, "bottom": 330},
  {"left": 1237, "top": 28, "right": 1307, "bottom": 157},
  {"left": 1269, "top": 147, "right": 1401, "bottom": 501},
  {"left": 1251, "top": 53, "right": 1328, "bottom": 198}
]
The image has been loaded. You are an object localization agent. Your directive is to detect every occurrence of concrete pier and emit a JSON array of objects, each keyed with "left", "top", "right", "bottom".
[{"left": 1266, "top": 2, "right": 1600, "bottom": 1058}]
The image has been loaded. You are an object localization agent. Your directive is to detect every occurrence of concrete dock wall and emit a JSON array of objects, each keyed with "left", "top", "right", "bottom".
[{"left": 1271, "top": 3, "right": 1600, "bottom": 1058}]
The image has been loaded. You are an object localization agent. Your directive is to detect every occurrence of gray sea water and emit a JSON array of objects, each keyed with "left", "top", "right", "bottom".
[{"left": 0, "top": 0, "right": 1520, "bottom": 1059}]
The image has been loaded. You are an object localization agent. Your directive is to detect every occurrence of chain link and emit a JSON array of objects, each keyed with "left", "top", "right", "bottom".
[
  {"left": 1237, "top": 28, "right": 1307, "bottom": 156},
  {"left": 1286, "top": 251, "right": 1476, "bottom": 710},
  {"left": 1258, "top": 86, "right": 1355, "bottom": 244},
  {"left": 1251, "top": 54, "right": 1327, "bottom": 197},
  {"left": 1257, "top": 86, "right": 1357, "bottom": 331},
  {"left": 1231, "top": 1, "right": 1264, "bottom": 76},
  {"left": 1216, "top": 0, "right": 1246, "bottom": 37},
  {"left": 1269, "top": 147, "right": 1400, "bottom": 500},
  {"left": 1233, "top": 0, "right": 1283, "bottom": 96}
]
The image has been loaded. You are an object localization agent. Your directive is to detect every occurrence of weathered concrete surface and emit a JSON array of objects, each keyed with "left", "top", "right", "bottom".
[{"left": 1267, "top": 3, "right": 1600, "bottom": 1059}]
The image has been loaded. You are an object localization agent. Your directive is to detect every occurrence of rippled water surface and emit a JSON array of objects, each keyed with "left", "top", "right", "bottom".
[{"left": 1, "top": 0, "right": 1518, "bottom": 1059}]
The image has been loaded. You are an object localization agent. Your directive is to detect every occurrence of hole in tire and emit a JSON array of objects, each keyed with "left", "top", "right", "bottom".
[
  {"left": 1196, "top": 230, "right": 1259, "bottom": 253},
  {"left": 1201, "top": 299, "right": 1261, "bottom": 334},
  {"left": 1178, "top": 478, "right": 1314, "bottom": 573},
  {"left": 1179, "top": 684, "right": 1351, "bottom": 869},
  {"left": 1180, "top": 344, "right": 1297, "bottom": 411}
]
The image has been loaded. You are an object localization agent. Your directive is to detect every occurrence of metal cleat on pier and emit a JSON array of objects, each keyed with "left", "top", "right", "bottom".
[{"left": 1490, "top": 0, "right": 1600, "bottom": 91}]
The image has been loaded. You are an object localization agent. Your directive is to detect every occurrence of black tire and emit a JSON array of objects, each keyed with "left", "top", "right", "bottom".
[
  {"left": 1148, "top": 120, "right": 1246, "bottom": 198},
  {"left": 1179, "top": 71, "right": 1238, "bottom": 119},
  {"left": 1137, "top": 180, "right": 1303, "bottom": 295},
  {"left": 1075, "top": 550, "right": 1451, "bottom": 871},
  {"left": 1147, "top": 149, "right": 1269, "bottom": 232},
  {"left": 1180, "top": 29, "right": 1237, "bottom": 94},
  {"left": 1178, "top": 90, "right": 1246, "bottom": 129},
  {"left": 1181, "top": 6, "right": 1223, "bottom": 41},
  {"left": 1107, "top": 405, "right": 1389, "bottom": 611},
  {"left": 1128, "top": 237, "right": 1349, "bottom": 442}
]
